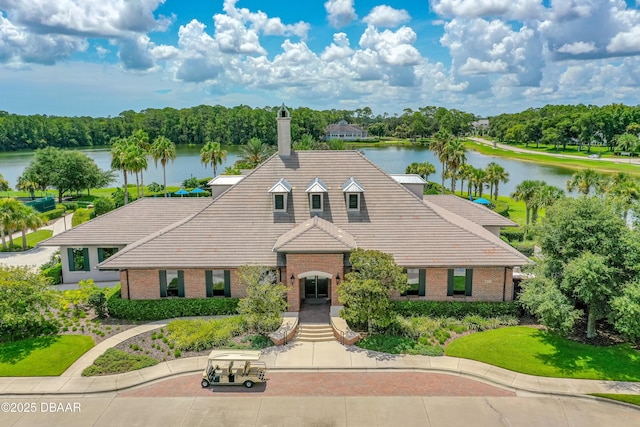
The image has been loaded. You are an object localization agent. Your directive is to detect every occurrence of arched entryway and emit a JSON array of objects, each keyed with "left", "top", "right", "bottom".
[{"left": 298, "top": 271, "right": 332, "bottom": 305}]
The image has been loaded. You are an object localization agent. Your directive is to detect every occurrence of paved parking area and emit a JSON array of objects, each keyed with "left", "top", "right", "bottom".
[{"left": 118, "top": 372, "right": 516, "bottom": 398}]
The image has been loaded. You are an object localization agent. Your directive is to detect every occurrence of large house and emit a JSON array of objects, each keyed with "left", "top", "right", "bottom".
[
  {"left": 42, "top": 105, "right": 527, "bottom": 311},
  {"left": 325, "top": 120, "right": 367, "bottom": 140}
]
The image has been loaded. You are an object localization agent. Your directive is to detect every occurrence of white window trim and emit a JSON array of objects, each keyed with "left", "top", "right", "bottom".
[
  {"left": 346, "top": 192, "right": 360, "bottom": 211},
  {"left": 309, "top": 193, "right": 323, "bottom": 211},
  {"left": 273, "top": 193, "right": 287, "bottom": 212}
]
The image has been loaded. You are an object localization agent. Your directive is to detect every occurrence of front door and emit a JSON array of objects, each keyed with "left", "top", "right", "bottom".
[{"left": 304, "top": 276, "right": 329, "bottom": 299}]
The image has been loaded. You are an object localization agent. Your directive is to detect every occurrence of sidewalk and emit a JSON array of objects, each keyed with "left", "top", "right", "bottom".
[
  {"left": 1, "top": 318, "right": 639, "bottom": 398},
  {"left": 0, "top": 214, "right": 72, "bottom": 268}
]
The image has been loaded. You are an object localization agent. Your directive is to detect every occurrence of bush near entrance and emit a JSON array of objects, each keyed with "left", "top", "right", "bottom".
[
  {"left": 106, "top": 285, "right": 239, "bottom": 320},
  {"left": 391, "top": 301, "right": 521, "bottom": 319}
]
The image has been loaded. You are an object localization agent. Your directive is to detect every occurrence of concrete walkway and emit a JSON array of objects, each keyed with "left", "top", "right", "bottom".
[
  {"left": 0, "top": 214, "right": 72, "bottom": 268},
  {"left": 1, "top": 321, "right": 639, "bottom": 399}
]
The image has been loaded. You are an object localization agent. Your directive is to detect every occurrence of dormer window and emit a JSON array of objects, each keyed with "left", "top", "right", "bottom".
[
  {"left": 269, "top": 178, "right": 291, "bottom": 212},
  {"left": 342, "top": 177, "right": 364, "bottom": 211},
  {"left": 306, "top": 178, "right": 328, "bottom": 212}
]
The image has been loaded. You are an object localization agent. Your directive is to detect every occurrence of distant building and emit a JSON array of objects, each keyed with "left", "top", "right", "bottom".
[{"left": 325, "top": 120, "right": 367, "bottom": 140}]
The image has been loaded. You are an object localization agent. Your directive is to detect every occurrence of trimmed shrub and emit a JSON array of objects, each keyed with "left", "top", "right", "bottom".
[
  {"left": 107, "top": 285, "right": 239, "bottom": 320},
  {"left": 43, "top": 207, "right": 66, "bottom": 222},
  {"left": 71, "top": 208, "right": 92, "bottom": 227},
  {"left": 512, "top": 241, "right": 536, "bottom": 257},
  {"left": 41, "top": 263, "right": 62, "bottom": 285},
  {"left": 501, "top": 228, "right": 525, "bottom": 242},
  {"left": 166, "top": 316, "right": 247, "bottom": 351},
  {"left": 82, "top": 348, "right": 158, "bottom": 376},
  {"left": 493, "top": 201, "right": 510, "bottom": 217},
  {"left": 391, "top": 300, "right": 521, "bottom": 319}
]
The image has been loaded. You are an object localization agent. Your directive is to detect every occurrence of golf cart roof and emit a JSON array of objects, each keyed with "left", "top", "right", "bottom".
[{"left": 207, "top": 350, "right": 262, "bottom": 361}]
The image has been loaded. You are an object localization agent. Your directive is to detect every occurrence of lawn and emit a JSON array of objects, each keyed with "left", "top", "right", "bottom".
[
  {"left": 464, "top": 140, "right": 640, "bottom": 177},
  {"left": 0, "top": 335, "right": 95, "bottom": 376},
  {"left": 0, "top": 229, "right": 53, "bottom": 252},
  {"left": 445, "top": 326, "right": 640, "bottom": 381}
]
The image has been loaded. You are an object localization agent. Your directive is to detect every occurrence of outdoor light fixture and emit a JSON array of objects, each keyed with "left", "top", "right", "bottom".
[
  {"left": 336, "top": 273, "right": 341, "bottom": 284},
  {"left": 290, "top": 274, "right": 295, "bottom": 284}
]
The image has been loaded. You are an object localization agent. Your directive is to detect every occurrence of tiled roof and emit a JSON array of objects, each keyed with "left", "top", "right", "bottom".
[
  {"left": 100, "top": 151, "right": 529, "bottom": 269},
  {"left": 273, "top": 216, "right": 357, "bottom": 252},
  {"left": 342, "top": 177, "right": 365, "bottom": 193},
  {"left": 423, "top": 195, "right": 517, "bottom": 227},
  {"left": 40, "top": 198, "right": 212, "bottom": 247},
  {"left": 306, "top": 178, "right": 328, "bottom": 193}
]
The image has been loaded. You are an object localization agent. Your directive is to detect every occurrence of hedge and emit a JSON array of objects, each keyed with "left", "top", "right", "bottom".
[
  {"left": 42, "top": 263, "right": 62, "bottom": 285},
  {"left": 107, "top": 284, "right": 240, "bottom": 320},
  {"left": 43, "top": 207, "right": 66, "bottom": 222},
  {"left": 391, "top": 300, "right": 522, "bottom": 319},
  {"left": 500, "top": 228, "right": 525, "bottom": 242},
  {"left": 493, "top": 201, "right": 509, "bottom": 217},
  {"left": 71, "top": 208, "right": 92, "bottom": 227},
  {"left": 512, "top": 241, "right": 536, "bottom": 257}
]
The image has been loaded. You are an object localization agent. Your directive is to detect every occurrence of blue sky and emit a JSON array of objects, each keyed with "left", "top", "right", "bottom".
[{"left": 1, "top": 0, "right": 640, "bottom": 118}]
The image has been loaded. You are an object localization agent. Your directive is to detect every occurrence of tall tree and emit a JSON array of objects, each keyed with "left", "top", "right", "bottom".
[
  {"left": 511, "top": 180, "right": 545, "bottom": 225},
  {"left": 405, "top": 162, "right": 436, "bottom": 182},
  {"left": 200, "top": 140, "right": 227, "bottom": 177},
  {"left": 13, "top": 205, "right": 43, "bottom": 250},
  {"left": 444, "top": 139, "right": 466, "bottom": 193},
  {"left": 110, "top": 138, "right": 132, "bottom": 205},
  {"left": 566, "top": 168, "right": 602, "bottom": 195},
  {"left": 429, "top": 130, "right": 452, "bottom": 194},
  {"left": 239, "top": 137, "right": 270, "bottom": 168},
  {"left": 149, "top": 136, "right": 176, "bottom": 197},
  {"left": 485, "top": 162, "right": 509, "bottom": 200}
]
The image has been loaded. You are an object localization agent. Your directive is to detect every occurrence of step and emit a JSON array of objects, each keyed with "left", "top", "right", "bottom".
[{"left": 296, "top": 324, "right": 335, "bottom": 342}]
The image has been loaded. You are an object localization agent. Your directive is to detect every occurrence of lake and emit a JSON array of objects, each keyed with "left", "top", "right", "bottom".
[{"left": 0, "top": 145, "right": 574, "bottom": 196}]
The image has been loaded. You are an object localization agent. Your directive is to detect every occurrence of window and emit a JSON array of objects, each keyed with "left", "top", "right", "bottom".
[
  {"left": 447, "top": 268, "right": 473, "bottom": 296},
  {"left": 206, "top": 270, "right": 231, "bottom": 297},
  {"left": 160, "top": 270, "right": 185, "bottom": 298},
  {"left": 97, "top": 247, "right": 118, "bottom": 262},
  {"left": 67, "top": 248, "right": 89, "bottom": 272},
  {"left": 274, "top": 194, "right": 285, "bottom": 211},
  {"left": 310, "top": 193, "right": 322, "bottom": 211},
  {"left": 402, "top": 269, "right": 426, "bottom": 296},
  {"left": 348, "top": 193, "right": 359, "bottom": 210}
]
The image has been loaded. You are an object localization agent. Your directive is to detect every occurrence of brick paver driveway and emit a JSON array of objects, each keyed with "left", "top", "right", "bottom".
[{"left": 118, "top": 372, "right": 515, "bottom": 398}]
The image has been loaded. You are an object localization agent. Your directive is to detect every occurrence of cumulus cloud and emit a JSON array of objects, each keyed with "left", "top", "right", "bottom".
[
  {"left": 557, "top": 41, "right": 596, "bottom": 55},
  {"left": 117, "top": 35, "right": 155, "bottom": 71},
  {"left": 607, "top": 27, "right": 640, "bottom": 54},
  {"left": 324, "top": 0, "right": 357, "bottom": 28},
  {"left": 359, "top": 25, "right": 421, "bottom": 66},
  {"left": 0, "top": 0, "right": 171, "bottom": 38},
  {"left": 431, "top": 0, "right": 544, "bottom": 20},
  {"left": 222, "top": 0, "right": 309, "bottom": 38},
  {"left": 321, "top": 32, "right": 353, "bottom": 61},
  {"left": 363, "top": 5, "right": 411, "bottom": 27}
]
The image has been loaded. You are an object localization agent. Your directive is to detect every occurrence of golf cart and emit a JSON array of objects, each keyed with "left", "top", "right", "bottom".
[{"left": 201, "top": 350, "right": 266, "bottom": 388}]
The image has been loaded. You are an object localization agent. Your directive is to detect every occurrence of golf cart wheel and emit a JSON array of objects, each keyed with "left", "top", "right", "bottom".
[
  {"left": 243, "top": 380, "right": 254, "bottom": 388},
  {"left": 201, "top": 379, "right": 210, "bottom": 388}
]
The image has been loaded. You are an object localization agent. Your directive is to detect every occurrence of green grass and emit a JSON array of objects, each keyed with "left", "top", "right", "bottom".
[
  {"left": 0, "top": 229, "right": 54, "bottom": 252},
  {"left": 0, "top": 335, "right": 95, "bottom": 376},
  {"left": 465, "top": 140, "right": 640, "bottom": 177},
  {"left": 590, "top": 394, "right": 640, "bottom": 406},
  {"left": 446, "top": 326, "right": 640, "bottom": 381},
  {"left": 82, "top": 348, "right": 158, "bottom": 376}
]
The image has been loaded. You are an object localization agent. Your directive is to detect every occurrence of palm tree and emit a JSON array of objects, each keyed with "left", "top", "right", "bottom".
[
  {"left": 129, "top": 130, "right": 150, "bottom": 198},
  {"left": 110, "top": 138, "right": 132, "bottom": 205},
  {"left": 471, "top": 167, "right": 488, "bottom": 198},
  {"left": 200, "top": 140, "right": 227, "bottom": 178},
  {"left": 511, "top": 180, "right": 545, "bottom": 226},
  {"left": 14, "top": 205, "right": 43, "bottom": 250},
  {"left": 429, "top": 130, "right": 452, "bottom": 194},
  {"left": 485, "top": 162, "right": 510, "bottom": 200},
  {"left": 598, "top": 172, "right": 640, "bottom": 219},
  {"left": 126, "top": 143, "right": 148, "bottom": 199},
  {"left": 0, "top": 198, "right": 21, "bottom": 249},
  {"left": 444, "top": 139, "right": 466, "bottom": 192},
  {"left": 566, "top": 168, "right": 602, "bottom": 195},
  {"left": 405, "top": 162, "right": 436, "bottom": 183},
  {"left": 240, "top": 137, "right": 270, "bottom": 168},
  {"left": 149, "top": 136, "right": 176, "bottom": 197},
  {"left": 457, "top": 164, "right": 474, "bottom": 198},
  {"left": 531, "top": 185, "right": 564, "bottom": 224},
  {"left": 0, "top": 173, "right": 9, "bottom": 191},
  {"left": 16, "top": 176, "right": 38, "bottom": 200}
]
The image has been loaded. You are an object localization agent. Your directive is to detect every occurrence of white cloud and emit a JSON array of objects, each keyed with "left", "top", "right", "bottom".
[
  {"left": 359, "top": 25, "right": 421, "bottom": 66},
  {"left": 324, "top": 0, "right": 357, "bottom": 28},
  {"left": 363, "top": 5, "right": 411, "bottom": 27},
  {"left": 222, "top": 0, "right": 309, "bottom": 38},
  {"left": 0, "top": 0, "right": 171, "bottom": 38},
  {"left": 557, "top": 41, "right": 596, "bottom": 55},
  {"left": 431, "top": 0, "right": 544, "bottom": 20},
  {"left": 459, "top": 58, "right": 508, "bottom": 75},
  {"left": 607, "top": 26, "right": 640, "bottom": 54},
  {"left": 321, "top": 32, "right": 353, "bottom": 61},
  {"left": 117, "top": 35, "right": 155, "bottom": 71},
  {"left": 214, "top": 13, "right": 265, "bottom": 55}
]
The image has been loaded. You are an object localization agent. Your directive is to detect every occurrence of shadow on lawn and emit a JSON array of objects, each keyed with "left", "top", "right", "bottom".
[
  {"left": 0, "top": 336, "right": 59, "bottom": 365},
  {"left": 534, "top": 330, "right": 640, "bottom": 381}
]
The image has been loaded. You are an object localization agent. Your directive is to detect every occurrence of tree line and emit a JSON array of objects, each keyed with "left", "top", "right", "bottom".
[
  {"left": 0, "top": 105, "right": 477, "bottom": 152},
  {"left": 488, "top": 103, "right": 640, "bottom": 154}
]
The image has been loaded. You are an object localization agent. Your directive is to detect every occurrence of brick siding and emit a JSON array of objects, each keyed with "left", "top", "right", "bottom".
[{"left": 285, "top": 253, "right": 344, "bottom": 311}]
